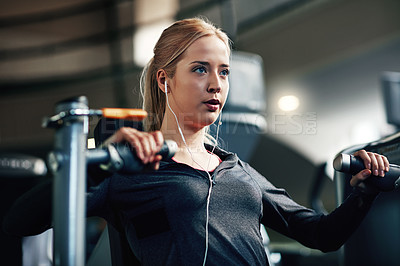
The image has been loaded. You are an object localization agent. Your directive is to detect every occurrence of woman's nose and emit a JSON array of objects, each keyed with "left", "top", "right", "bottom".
[
  {"left": 207, "top": 86, "right": 221, "bottom": 93},
  {"left": 207, "top": 72, "right": 222, "bottom": 93}
]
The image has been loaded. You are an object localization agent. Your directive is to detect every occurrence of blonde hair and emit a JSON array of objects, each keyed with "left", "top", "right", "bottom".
[{"left": 140, "top": 17, "right": 231, "bottom": 139}]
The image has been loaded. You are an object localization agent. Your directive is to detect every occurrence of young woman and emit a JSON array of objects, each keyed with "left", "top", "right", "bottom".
[{"left": 4, "top": 18, "right": 390, "bottom": 266}]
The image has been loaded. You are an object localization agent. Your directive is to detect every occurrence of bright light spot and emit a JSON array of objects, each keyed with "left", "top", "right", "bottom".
[
  {"left": 133, "top": 21, "right": 172, "bottom": 66},
  {"left": 278, "top": 95, "right": 300, "bottom": 111},
  {"left": 270, "top": 253, "right": 282, "bottom": 264},
  {"left": 87, "top": 138, "right": 96, "bottom": 149},
  {"left": 350, "top": 122, "right": 380, "bottom": 144}
]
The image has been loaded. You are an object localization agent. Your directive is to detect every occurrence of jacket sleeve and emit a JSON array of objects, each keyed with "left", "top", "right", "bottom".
[
  {"left": 3, "top": 167, "right": 113, "bottom": 237},
  {"left": 2, "top": 178, "right": 53, "bottom": 237},
  {"left": 242, "top": 161, "right": 376, "bottom": 252}
]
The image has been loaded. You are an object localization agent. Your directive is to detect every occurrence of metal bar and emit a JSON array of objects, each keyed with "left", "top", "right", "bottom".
[
  {"left": 0, "top": 25, "right": 138, "bottom": 61},
  {"left": 0, "top": 0, "right": 131, "bottom": 28},
  {"left": 52, "top": 96, "right": 88, "bottom": 266},
  {"left": 0, "top": 63, "right": 142, "bottom": 95},
  {"left": 86, "top": 148, "right": 110, "bottom": 165}
]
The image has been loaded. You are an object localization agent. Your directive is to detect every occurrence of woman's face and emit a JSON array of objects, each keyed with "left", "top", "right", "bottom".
[{"left": 167, "top": 35, "right": 230, "bottom": 130}]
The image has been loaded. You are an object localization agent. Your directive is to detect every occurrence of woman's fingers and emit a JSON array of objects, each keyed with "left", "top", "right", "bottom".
[
  {"left": 350, "top": 150, "right": 390, "bottom": 191},
  {"left": 353, "top": 150, "right": 389, "bottom": 176},
  {"left": 382, "top": 155, "right": 390, "bottom": 173},
  {"left": 375, "top": 154, "right": 386, "bottom": 177},
  {"left": 108, "top": 127, "right": 164, "bottom": 167},
  {"left": 151, "top": 131, "right": 164, "bottom": 149},
  {"left": 353, "top": 150, "right": 371, "bottom": 170},
  {"left": 150, "top": 155, "right": 163, "bottom": 171},
  {"left": 350, "top": 169, "right": 371, "bottom": 187}
]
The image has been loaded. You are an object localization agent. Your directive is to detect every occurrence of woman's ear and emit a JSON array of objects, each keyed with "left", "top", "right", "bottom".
[{"left": 156, "top": 69, "right": 168, "bottom": 93}]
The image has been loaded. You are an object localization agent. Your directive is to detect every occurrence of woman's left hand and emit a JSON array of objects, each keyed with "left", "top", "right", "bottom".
[{"left": 350, "top": 149, "right": 390, "bottom": 194}]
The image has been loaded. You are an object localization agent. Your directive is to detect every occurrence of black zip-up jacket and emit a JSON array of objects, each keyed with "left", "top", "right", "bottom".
[{"left": 3, "top": 145, "right": 377, "bottom": 265}]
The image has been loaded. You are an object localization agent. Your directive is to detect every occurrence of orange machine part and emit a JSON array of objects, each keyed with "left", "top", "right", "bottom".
[{"left": 102, "top": 108, "right": 147, "bottom": 121}]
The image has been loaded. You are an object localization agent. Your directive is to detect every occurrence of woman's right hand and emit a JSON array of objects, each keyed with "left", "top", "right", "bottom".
[
  {"left": 104, "top": 127, "right": 164, "bottom": 170},
  {"left": 350, "top": 149, "right": 390, "bottom": 194}
]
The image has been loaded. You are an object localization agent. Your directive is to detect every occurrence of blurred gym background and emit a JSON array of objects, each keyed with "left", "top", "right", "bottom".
[{"left": 1, "top": 0, "right": 400, "bottom": 265}]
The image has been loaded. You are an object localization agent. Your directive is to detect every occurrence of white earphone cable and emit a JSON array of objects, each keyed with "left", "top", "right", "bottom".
[
  {"left": 164, "top": 80, "right": 220, "bottom": 266},
  {"left": 202, "top": 114, "right": 222, "bottom": 266}
]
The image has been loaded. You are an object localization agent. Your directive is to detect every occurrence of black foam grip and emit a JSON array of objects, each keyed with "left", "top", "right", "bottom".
[{"left": 334, "top": 153, "right": 400, "bottom": 191}]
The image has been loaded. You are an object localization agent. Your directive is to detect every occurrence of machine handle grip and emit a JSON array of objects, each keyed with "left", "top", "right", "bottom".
[
  {"left": 102, "top": 108, "right": 148, "bottom": 121},
  {"left": 87, "top": 140, "right": 177, "bottom": 173},
  {"left": 333, "top": 153, "right": 400, "bottom": 191}
]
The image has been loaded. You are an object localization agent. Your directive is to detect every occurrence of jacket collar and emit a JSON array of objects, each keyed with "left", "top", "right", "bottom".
[{"left": 160, "top": 144, "right": 238, "bottom": 171}]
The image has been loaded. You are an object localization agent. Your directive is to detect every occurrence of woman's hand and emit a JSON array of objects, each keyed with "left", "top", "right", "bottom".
[
  {"left": 104, "top": 127, "right": 164, "bottom": 170},
  {"left": 350, "top": 149, "right": 390, "bottom": 194}
]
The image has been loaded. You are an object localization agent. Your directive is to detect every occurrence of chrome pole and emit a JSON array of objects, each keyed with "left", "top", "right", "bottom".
[{"left": 48, "top": 96, "right": 88, "bottom": 266}]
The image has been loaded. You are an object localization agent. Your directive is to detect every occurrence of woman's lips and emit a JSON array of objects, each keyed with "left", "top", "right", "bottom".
[{"left": 203, "top": 99, "right": 220, "bottom": 111}]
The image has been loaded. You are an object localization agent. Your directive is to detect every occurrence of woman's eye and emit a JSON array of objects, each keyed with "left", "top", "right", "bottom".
[
  {"left": 220, "top": 69, "right": 230, "bottom": 77},
  {"left": 193, "top": 66, "right": 207, "bottom": 74}
]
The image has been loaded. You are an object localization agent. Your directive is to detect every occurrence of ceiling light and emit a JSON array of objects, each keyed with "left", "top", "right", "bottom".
[
  {"left": 133, "top": 21, "right": 171, "bottom": 66},
  {"left": 278, "top": 95, "right": 300, "bottom": 112}
]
